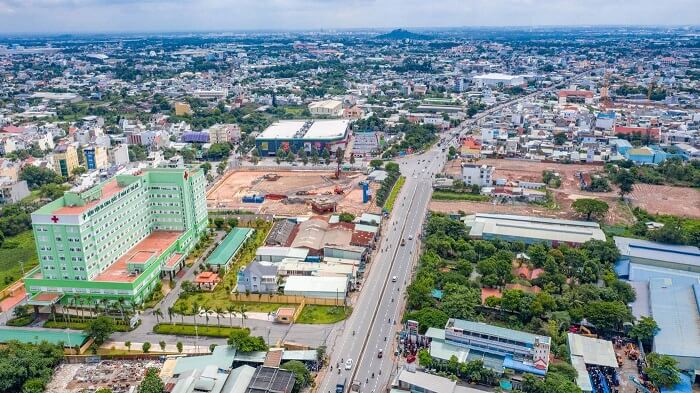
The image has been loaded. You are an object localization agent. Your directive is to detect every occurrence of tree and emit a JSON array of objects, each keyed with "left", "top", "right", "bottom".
[
  {"left": 227, "top": 329, "right": 267, "bottom": 352},
  {"left": 138, "top": 368, "right": 165, "bottom": 393},
  {"left": 310, "top": 147, "right": 320, "bottom": 165},
  {"left": 417, "top": 348, "right": 432, "bottom": 368},
  {"left": 217, "top": 161, "right": 227, "bottom": 176},
  {"left": 298, "top": 149, "right": 309, "bottom": 165},
  {"left": 96, "top": 389, "right": 114, "bottom": 393},
  {"left": 369, "top": 159, "right": 383, "bottom": 169},
  {"left": 629, "top": 316, "right": 660, "bottom": 347},
  {"left": 322, "top": 148, "right": 331, "bottom": 165},
  {"left": 583, "top": 301, "right": 633, "bottom": 331},
  {"left": 19, "top": 166, "right": 63, "bottom": 189},
  {"left": 572, "top": 198, "right": 609, "bottom": 221},
  {"left": 39, "top": 183, "right": 68, "bottom": 200},
  {"left": 250, "top": 149, "right": 260, "bottom": 165},
  {"left": 214, "top": 217, "right": 225, "bottom": 229},
  {"left": 200, "top": 162, "right": 212, "bottom": 175},
  {"left": 644, "top": 353, "right": 681, "bottom": 388},
  {"left": 275, "top": 148, "right": 285, "bottom": 165},
  {"left": 281, "top": 360, "right": 311, "bottom": 393},
  {"left": 338, "top": 212, "right": 355, "bottom": 223},
  {"left": 159, "top": 340, "right": 167, "bottom": 352},
  {"left": 404, "top": 308, "right": 449, "bottom": 334},
  {"left": 125, "top": 341, "right": 132, "bottom": 352},
  {"left": 206, "top": 143, "right": 232, "bottom": 160},
  {"left": 86, "top": 316, "right": 115, "bottom": 347},
  {"left": 615, "top": 170, "right": 635, "bottom": 200},
  {"left": 142, "top": 342, "right": 151, "bottom": 353},
  {"left": 71, "top": 166, "right": 87, "bottom": 177},
  {"left": 176, "top": 341, "right": 183, "bottom": 354},
  {"left": 335, "top": 147, "right": 344, "bottom": 166},
  {"left": 439, "top": 285, "right": 481, "bottom": 320},
  {"left": 0, "top": 341, "right": 64, "bottom": 393}
]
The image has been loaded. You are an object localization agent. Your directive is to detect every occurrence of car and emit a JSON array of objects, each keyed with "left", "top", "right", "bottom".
[
  {"left": 378, "top": 349, "right": 383, "bottom": 358},
  {"left": 391, "top": 276, "right": 397, "bottom": 282},
  {"left": 345, "top": 359, "right": 353, "bottom": 370},
  {"left": 408, "top": 235, "right": 413, "bottom": 240}
]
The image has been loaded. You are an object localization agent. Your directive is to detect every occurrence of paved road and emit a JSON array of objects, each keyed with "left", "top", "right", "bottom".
[
  {"left": 317, "top": 67, "right": 603, "bottom": 393},
  {"left": 317, "top": 145, "right": 449, "bottom": 393}
]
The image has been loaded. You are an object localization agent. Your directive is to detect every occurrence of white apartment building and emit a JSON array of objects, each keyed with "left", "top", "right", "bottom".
[{"left": 461, "top": 164, "right": 494, "bottom": 187}]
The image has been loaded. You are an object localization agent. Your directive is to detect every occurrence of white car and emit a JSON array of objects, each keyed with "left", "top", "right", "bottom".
[
  {"left": 391, "top": 276, "right": 397, "bottom": 282},
  {"left": 345, "top": 358, "right": 353, "bottom": 370},
  {"left": 408, "top": 235, "right": 413, "bottom": 240}
]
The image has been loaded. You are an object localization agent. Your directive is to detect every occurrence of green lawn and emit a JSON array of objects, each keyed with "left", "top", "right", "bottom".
[
  {"left": 174, "top": 295, "right": 293, "bottom": 315},
  {"left": 0, "top": 231, "right": 38, "bottom": 291},
  {"left": 431, "top": 190, "right": 491, "bottom": 202},
  {"left": 384, "top": 176, "right": 405, "bottom": 213},
  {"left": 153, "top": 323, "right": 249, "bottom": 338},
  {"left": 296, "top": 305, "right": 352, "bottom": 324},
  {"left": 173, "top": 222, "right": 273, "bottom": 314}
]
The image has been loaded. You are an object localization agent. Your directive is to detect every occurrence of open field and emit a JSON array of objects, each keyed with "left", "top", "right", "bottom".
[
  {"left": 442, "top": 158, "right": 698, "bottom": 223},
  {"left": 627, "top": 183, "right": 700, "bottom": 218},
  {"left": 207, "top": 169, "right": 381, "bottom": 216},
  {"left": 0, "top": 231, "right": 38, "bottom": 291}
]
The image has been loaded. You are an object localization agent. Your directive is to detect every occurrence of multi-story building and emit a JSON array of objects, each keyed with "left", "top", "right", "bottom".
[
  {"left": 427, "top": 318, "right": 551, "bottom": 376},
  {"left": 110, "top": 144, "right": 130, "bottom": 166},
  {"left": 461, "top": 164, "right": 493, "bottom": 187},
  {"left": 0, "top": 178, "right": 30, "bottom": 204},
  {"left": 24, "top": 167, "right": 208, "bottom": 307},
  {"left": 208, "top": 124, "right": 241, "bottom": 144},
  {"left": 308, "top": 100, "right": 343, "bottom": 117},
  {"left": 83, "top": 145, "right": 109, "bottom": 170},
  {"left": 53, "top": 143, "right": 79, "bottom": 177}
]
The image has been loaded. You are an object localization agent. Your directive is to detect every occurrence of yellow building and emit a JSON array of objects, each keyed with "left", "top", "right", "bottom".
[
  {"left": 53, "top": 143, "right": 79, "bottom": 177},
  {"left": 174, "top": 102, "right": 193, "bottom": 116}
]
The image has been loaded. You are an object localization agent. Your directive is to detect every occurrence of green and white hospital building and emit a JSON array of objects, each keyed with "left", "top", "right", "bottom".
[{"left": 24, "top": 167, "right": 208, "bottom": 307}]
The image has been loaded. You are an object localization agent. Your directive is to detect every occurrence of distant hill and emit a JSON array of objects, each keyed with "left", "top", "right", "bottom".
[{"left": 376, "top": 29, "right": 430, "bottom": 40}]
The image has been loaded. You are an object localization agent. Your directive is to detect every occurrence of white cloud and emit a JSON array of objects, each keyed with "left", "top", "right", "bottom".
[{"left": 0, "top": 0, "right": 697, "bottom": 33}]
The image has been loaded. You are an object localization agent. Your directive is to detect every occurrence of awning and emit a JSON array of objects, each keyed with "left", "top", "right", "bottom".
[{"left": 27, "top": 292, "right": 64, "bottom": 306}]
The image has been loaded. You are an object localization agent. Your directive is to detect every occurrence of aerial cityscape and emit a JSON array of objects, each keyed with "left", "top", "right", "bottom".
[{"left": 0, "top": 2, "right": 698, "bottom": 393}]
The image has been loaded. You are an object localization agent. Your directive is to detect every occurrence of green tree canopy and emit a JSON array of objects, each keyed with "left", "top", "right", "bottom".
[
  {"left": 86, "top": 316, "right": 116, "bottom": 347},
  {"left": 572, "top": 198, "right": 609, "bottom": 221}
]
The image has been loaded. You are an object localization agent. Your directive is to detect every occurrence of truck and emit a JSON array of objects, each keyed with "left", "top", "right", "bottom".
[
  {"left": 350, "top": 380, "right": 361, "bottom": 393},
  {"left": 336, "top": 377, "right": 347, "bottom": 393}
]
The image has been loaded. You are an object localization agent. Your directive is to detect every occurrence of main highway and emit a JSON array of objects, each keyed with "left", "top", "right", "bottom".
[{"left": 315, "top": 67, "right": 600, "bottom": 393}]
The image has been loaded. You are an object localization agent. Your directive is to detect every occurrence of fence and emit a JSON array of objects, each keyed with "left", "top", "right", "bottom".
[
  {"left": 229, "top": 293, "right": 347, "bottom": 307},
  {"left": 64, "top": 352, "right": 166, "bottom": 363}
]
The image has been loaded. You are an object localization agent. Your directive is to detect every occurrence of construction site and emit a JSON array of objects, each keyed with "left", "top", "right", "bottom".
[
  {"left": 207, "top": 169, "right": 382, "bottom": 217},
  {"left": 46, "top": 359, "right": 163, "bottom": 393}
]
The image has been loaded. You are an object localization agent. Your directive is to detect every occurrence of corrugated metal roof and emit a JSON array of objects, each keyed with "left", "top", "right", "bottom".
[
  {"left": 650, "top": 278, "right": 700, "bottom": 359},
  {"left": 448, "top": 319, "right": 550, "bottom": 345},
  {"left": 207, "top": 228, "right": 254, "bottom": 265}
]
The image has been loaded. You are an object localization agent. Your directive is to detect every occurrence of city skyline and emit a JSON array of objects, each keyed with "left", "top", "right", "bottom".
[{"left": 0, "top": 0, "right": 698, "bottom": 34}]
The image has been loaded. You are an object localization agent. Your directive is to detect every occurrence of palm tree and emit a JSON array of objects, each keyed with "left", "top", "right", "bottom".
[
  {"left": 167, "top": 306, "right": 175, "bottom": 325},
  {"left": 226, "top": 305, "right": 236, "bottom": 327},
  {"left": 74, "top": 294, "right": 82, "bottom": 321},
  {"left": 238, "top": 305, "right": 249, "bottom": 328},
  {"left": 153, "top": 309, "right": 163, "bottom": 324},
  {"left": 192, "top": 302, "right": 199, "bottom": 326},
  {"left": 214, "top": 307, "right": 223, "bottom": 327},
  {"left": 117, "top": 297, "right": 126, "bottom": 322},
  {"left": 178, "top": 304, "right": 186, "bottom": 325},
  {"left": 205, "top": 312, "right": 210, "bottom": 327}
]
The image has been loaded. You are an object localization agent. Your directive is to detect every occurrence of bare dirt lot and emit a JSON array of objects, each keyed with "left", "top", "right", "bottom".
[
  {"left": 46, "top": 360, "right": 162, "bottom": 393},
  {"left": 207, "top": 169, "right": 381, "bottom": 217},
  {"left": 627, "top": 183, "right": 700, "bottom": 218}
]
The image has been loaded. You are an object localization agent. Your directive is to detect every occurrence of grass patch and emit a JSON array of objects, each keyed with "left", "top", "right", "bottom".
[
  {"left": 0, "top": 231, "right": 38, "bottom": 291},
  {"left": 154, "top": 323, "right": 249, "bottom": 338},
  {"left": 384, "top": 176, "right": 405, "bottom": 213},
  {"left": 173, "top": 222, "right": 274, "bottom": 314},
  {"left": 432, "top": 190, "right": 491, "bottom": 202},
  {"left": 296, "top": 305, "right": 352, "bottom": 324},
  {"left": 6, "top": 315, "right": 35, "bottom": 327}
]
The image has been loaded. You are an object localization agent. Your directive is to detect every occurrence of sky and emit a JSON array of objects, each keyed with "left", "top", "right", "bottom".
[{"left": 0, "top": 0, "right": 698, "bottom": 34}]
